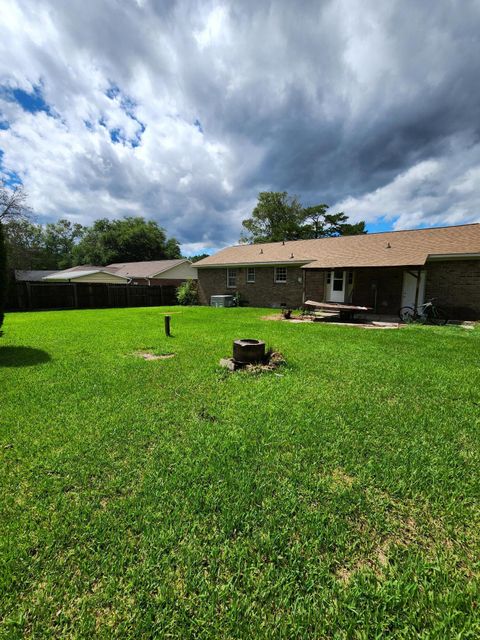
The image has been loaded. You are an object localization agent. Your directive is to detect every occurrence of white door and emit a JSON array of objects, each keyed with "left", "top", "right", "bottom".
[
  {"left": 328, "top": 270, "right": 346, "bottom": 303},
  {"left": 401, "top": 271, "right": 426, "bottom": 309}
]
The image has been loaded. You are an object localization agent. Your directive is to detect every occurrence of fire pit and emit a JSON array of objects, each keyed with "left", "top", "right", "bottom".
[{"left": 233, "top": 339, "right": 266, "bottom": 364}]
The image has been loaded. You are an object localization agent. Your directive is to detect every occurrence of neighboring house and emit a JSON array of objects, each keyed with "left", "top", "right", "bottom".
[
  {"left": 7, "top": 260, "right": 197, "bottom": 311},
  {"left": 43, "top": 259, "right": 197, "bottom": 285},
  {"left": 195, "top": 224, "right": 480, "bottom": 318}
]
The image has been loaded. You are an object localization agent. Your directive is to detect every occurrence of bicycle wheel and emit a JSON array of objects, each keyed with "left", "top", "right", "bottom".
[
  {"left": 399, "top": 307, "right": 415, "bottom": 323},
  {"left": 429, "top": 307, "right": 448, "bottom": 326}
]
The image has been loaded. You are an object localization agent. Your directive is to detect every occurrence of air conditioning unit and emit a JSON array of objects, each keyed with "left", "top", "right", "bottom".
[{"left": 210, "top": 295, "right": 235, "bottom": 307}]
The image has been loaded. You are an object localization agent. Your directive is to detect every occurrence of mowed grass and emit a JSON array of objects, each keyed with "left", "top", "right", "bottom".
[{"left": 0, "top": 307, "right": 479, "bottom": 639}]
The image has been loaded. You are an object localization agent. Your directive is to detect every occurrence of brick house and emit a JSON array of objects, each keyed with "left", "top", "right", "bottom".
[{"left": 195, "top": 224, "right": 480, "bottom": 318}]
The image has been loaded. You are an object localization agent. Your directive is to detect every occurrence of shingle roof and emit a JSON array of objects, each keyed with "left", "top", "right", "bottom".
[
  {"left": 42, "top": 259, "right": 190, "bottom": 281},
  {"left": 107, "top": 259, "right": 188, "bottom": 278},
  {"left": 195, "top": 224, "right": 480, "bottom": 269}
]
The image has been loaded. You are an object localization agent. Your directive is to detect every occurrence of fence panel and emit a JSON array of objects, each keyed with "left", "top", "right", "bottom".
[{"left": 6, "top": 282, "right": 178, "bottom": 311}]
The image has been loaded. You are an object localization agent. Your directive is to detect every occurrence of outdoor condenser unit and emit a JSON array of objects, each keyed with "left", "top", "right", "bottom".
[{"left": 210, "top": 295, "right": 235, "bottom": 307}]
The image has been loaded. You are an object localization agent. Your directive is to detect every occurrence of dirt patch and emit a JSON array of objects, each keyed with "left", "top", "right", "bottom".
[
  {"left": 220, "top": 351, "right": 286, "bottom": 373},
  {"left": 260, "top": 314, "right": 401, "bottom": 329},
  {"left": 330, "top": 468, "right": 356, "bottom": 489},
  {"left": 134, "top": 351, "right": 175, "bottom": 361}
]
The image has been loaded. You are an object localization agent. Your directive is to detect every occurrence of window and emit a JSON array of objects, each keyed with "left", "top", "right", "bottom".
[
  {"left": 274, "top": 266, "right": 287, "bottom": 283},
  {"left": 332, "top": 270, "right": 344, "bottom": 291},
  {"left": 247, "top": 267, "right": 255, "bottom": 283},
  {"left": 227, "top": 268, "right": 237, "bottom": 288}
]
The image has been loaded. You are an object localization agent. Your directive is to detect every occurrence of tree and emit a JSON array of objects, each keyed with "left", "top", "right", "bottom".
[
  {"left": 186, "top": 253, "right": 209, "bottom": 263},
  {"left": 241, "top": 192, "right": 366, "bottom": 243},
  {"left": 0, "top": 182, "right": 32, "bottom": 333},
  {"left": 43, "top": 219, "right": 84, "bottom": 269},
  {"left": 73, "top": 216, "right": 181, "bottom": 266},
  {"left": 0, "top": 183, "right": 32, "bottom": 223},
  {"left": 241, "top": 192, "right": 304, "bottom": 243},
  {"left": 3, "top": 219, "right": 46, "bottom": 270},
  {"left": 301, "top": 205, "right": 367, "bottom": 238}
]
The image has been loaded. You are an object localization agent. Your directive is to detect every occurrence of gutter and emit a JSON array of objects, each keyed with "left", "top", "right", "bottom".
[{"left": 195, "top": 260, "right": 311, "bottom": 268}]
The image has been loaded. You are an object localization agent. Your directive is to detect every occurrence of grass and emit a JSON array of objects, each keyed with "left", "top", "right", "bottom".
[{"left": 0, "top": 306, "right": 479, "bottom": 638}]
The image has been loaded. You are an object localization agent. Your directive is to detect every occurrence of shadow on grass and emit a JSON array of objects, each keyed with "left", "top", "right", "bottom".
[{"left": 0, "top": 346, "right": 51, "bottom": 367}]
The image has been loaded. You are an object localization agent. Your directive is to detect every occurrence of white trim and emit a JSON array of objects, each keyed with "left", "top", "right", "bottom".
[
  {"left": 246, "top": 266, "right": 256, "bottom": 283},
  {"left": 43, "top": 270, "right": 129, "bottom": 282},
  {"left": 226, "top": 267, "right": 237, "bottom": 288},
  {"left": 427, "top": 253, "right": 480, "bottom": 261},
  {"left": 274, "top": 266, "right": 287, "bottom": 283}
]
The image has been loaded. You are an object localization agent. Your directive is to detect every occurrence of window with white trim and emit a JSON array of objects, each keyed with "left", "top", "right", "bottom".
[
  {"left": 274, "top": 266, "right": 287, "bottom": 283},
  {"left": 227, "top": 268, "right": 237, "bottom": 288},
  {"left": 247, "top": 267, "right": 255, "bottom": 283}
]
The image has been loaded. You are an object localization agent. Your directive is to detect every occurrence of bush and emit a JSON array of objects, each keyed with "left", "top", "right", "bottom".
[{"left": 176, "top": 280, "right": 199, "bottom": 305}]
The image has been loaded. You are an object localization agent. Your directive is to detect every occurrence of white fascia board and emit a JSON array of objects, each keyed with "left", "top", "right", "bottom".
[{"left": 427, "top": 253, "right": 480, "bottom": 261}]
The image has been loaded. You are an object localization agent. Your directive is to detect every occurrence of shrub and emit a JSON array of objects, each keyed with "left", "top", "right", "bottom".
[{"left": 176, "top": 280, "right": 199, "bottom": 305}]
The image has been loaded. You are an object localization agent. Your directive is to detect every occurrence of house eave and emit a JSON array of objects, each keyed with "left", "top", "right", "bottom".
[
  {"left": 196, "top": 260, "right": 311, "bottom": 269},
  {"left": 426, "top": 253, "right": 480, "bottom": 261}
]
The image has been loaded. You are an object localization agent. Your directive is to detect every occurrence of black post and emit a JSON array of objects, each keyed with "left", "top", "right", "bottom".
[{"left": 165, "top": 315, "right": 171, "bottom": 337}]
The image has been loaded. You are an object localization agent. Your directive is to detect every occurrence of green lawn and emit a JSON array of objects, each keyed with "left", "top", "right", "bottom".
[{"left": 1, "top": 307, "right": 479, "bottom": 638}]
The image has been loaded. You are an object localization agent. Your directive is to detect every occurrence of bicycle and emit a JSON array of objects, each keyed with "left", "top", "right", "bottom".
[{"left": 399, "top": 298, "right": 448, "bottom": 325}]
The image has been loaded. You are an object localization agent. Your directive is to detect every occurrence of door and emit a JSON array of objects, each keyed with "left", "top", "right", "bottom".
[
  {"left": 327, "top": 270, "right": 346, "bottom": 303},
  {"left": 401, "top": 270, "right": 426, "bottom": 309}
]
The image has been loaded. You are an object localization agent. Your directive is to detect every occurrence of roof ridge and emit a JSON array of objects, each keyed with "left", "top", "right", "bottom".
[{"left": 223, "top": 222, "right": 480, "bottom": 249}]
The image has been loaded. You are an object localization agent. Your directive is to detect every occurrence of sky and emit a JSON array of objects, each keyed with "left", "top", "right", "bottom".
[{"left": 1, "top": 0, "right": 480, "bottom": 254}]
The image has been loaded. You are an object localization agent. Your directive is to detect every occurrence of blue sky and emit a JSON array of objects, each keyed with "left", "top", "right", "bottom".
[{"left": 1, "top": 0, "right": 480, "bottom": 254}]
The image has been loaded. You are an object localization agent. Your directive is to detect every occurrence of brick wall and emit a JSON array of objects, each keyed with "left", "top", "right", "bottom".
[
  {"left": 198, "top": 261, "right": 480, "bottom": 317},
  {"left": 197, "top": 266, "right": 305, "bottom": 307},
  {"left": 304, "top": 270, "right": 325, "bottom": 302},
  {"left": 425, "top": 260, "right": 480, "bottom": 319}
]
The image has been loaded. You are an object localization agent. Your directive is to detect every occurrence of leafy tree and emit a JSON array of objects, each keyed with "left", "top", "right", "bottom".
[
  {"left": 73, "top": 217, "right": 181, "bottom": 266},
  {"left": 241, "top": 192, "right": 304, "bottom": 243},
  {"left": 241, "top": 192, "right": 366, "bottom": 243},
  {"left": 3, "top": 219, "right": 45, "bottom": 269},
  {"left": 186, "top": 253, "right": 209, "bottom": 263},
  {"left": 0, "top": 182, "right": 32, "bottom": 333},
  {"left": 301, "top": 205, "right": 367, "bottom": 238},
  {"left": 43, "top": 219, "right": 84, "bottom": 269}
]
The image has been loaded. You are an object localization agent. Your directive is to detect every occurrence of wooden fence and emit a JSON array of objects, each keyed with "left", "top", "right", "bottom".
[{"left": 7, "top": 282, "right": 177, "bottom": 311}]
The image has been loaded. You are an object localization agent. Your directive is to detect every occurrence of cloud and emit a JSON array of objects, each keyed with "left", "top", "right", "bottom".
[{"left": 0, "top": 0, "right": 480, "bottom": 251}]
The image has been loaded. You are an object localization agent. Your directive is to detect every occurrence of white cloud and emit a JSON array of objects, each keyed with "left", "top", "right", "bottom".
[
  {"left": 333, "top": 141, "right": 480, "bottom": 229},
  {"left": 0, "top": 0, "right": 480, "bottom": 251}
]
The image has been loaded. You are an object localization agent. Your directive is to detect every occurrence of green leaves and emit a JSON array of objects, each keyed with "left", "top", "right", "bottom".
[
  {"left": 241, "top": 192, "right": 367, "bottom": 243},
  {"left": 73, "top": 217, "right": 181, "bottom": 266}
]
